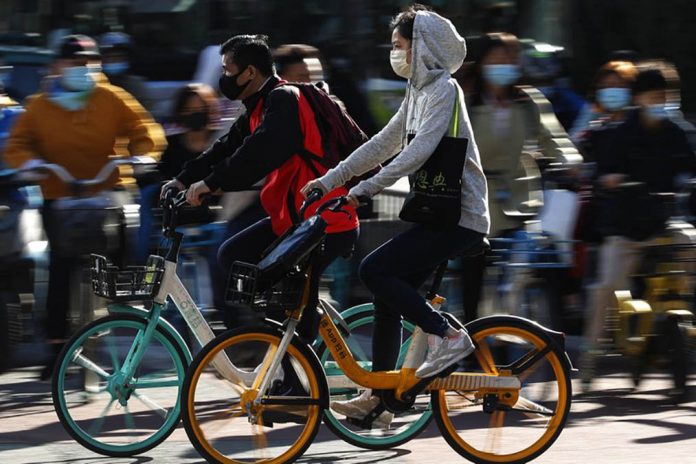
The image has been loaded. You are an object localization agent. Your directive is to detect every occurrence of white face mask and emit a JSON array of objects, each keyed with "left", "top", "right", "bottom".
[{"left": 390, "top": 49, "right": 411, "bottom": 79}]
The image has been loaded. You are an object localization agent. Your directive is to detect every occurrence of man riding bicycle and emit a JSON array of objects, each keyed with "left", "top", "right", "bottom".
[
  {"left": 3, "top": 34, "right": 165, "bottom": 380},
  {"left": 162, "top": 34, "right": 359, "bottom": 343}
]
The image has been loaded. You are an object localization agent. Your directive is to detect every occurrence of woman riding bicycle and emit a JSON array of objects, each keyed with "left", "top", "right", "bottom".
[{"left": 302, "top": 4, "right": 489, "bottom": 427}]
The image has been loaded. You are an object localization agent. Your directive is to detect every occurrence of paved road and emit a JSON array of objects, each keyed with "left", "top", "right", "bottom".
[{"left": 1, "top": 363, "right": 695, "bottom": 464}]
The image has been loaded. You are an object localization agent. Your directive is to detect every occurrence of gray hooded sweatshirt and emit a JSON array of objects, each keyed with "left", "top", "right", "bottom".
[{"left": 319, "top": 11, "right": 490, "bottom": 235}]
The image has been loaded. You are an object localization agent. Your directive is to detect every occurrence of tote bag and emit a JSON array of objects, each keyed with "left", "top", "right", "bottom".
[{"left": 399, "top": 86, "right": 468, "bottom": 225}]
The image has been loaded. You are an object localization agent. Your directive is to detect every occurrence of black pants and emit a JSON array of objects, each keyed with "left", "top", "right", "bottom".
[
  {"left": 359, "top": 223, "right": 485, "bottom": 372},
  {"left": 41, "top": 191, "right": 131, "bottom": 341},
  {"left": 217, "top": 217, "right": 358, "bottom": 342}
]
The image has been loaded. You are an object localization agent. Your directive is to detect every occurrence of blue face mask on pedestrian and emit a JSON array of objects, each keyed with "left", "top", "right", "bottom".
[
  {"left": 483, "top": 64, "right": 520, "bottom": 87},
  {"left": 61, "top": 66, "right": 97, "bottom": 92},
  {"left": 596, "top": 87, "right": 631, "bottom": 112},
  {"left": 643, "top": 104, "right": 670, "bottom": 121}
]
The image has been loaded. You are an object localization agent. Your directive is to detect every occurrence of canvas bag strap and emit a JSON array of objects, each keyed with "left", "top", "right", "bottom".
[{"left": 449, "top": 85, "right": 463, "bottom": 138}]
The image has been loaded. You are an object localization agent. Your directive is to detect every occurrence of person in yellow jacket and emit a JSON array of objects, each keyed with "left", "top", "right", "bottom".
[{"left": 3, "top": 34, "right": 165, "bottom": 380}]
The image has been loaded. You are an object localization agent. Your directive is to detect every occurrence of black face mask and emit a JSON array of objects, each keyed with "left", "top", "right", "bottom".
[
  {"left": 219, "top": 70, "right": 251, "bottom": 101},
  {"left": 180, "top": 111, "right": 209, "bottom": 131}
]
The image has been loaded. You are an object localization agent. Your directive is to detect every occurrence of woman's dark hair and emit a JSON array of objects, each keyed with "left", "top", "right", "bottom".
[
  {"left": 632, "top": 67, "right": 668, "bottom": 95},
  {"left": 220, "top": 34, "right": 274, "bottom": 76},
  {"left": 172, "top": 83, "right": 220, "bottom": 125},
  {"left": 390, "top": 3, "right": 432, "bottom": 40},
  {"left": 469, "top": 32, "right": 521, "bottom": 106}
]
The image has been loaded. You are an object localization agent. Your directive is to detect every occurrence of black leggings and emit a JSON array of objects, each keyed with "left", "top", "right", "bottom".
[
  {"left": 359, "top": 223, "right": 484, "bottom": 372},
  {"left": 217, "top": 217, "right": 358, "bottom": 342}
]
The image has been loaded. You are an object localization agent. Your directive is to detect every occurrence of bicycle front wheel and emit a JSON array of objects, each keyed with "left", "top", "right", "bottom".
[
  {"left": 181, "top": 325, "right": 326, "bottom": 464},
  {"left": 52, "top": 314, "right": 188, "bottom": 456},
  {"left": 432, "top": 316, "right": 572, "bottom": 464}
]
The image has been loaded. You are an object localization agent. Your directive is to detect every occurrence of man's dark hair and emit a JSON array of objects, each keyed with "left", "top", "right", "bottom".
[
  {"left": 273, "top": 44, "right": 319, "bottom": 76},
  {"left": 390, "top": 4, "right": 432, "bottom": 40},
  {"left": 219, "top": 34, "right": 274, "bottom": 76},
  {"left": 633, "top": 67, "right": 667, "bottom": 95}
]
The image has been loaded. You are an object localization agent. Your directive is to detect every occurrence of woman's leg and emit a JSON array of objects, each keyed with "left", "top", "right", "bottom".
[{"left": 360, "top": 224, "right": 485, "bottom": 371}]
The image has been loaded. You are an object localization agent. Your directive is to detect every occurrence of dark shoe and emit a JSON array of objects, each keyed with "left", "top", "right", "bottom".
[
  {"left": 260, "top": 409, "right": 308, "bottom": 427},
  {"left": 38, "top": 343, "right": 64, "bottom": 381}
]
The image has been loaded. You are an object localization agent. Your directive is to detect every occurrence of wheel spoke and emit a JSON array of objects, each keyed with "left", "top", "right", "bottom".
[
  {"left": 105, "top": 333, "right": 121, "bottom": 372},
  {"left": 123, "top": 404, "right": 136, "bottom": 432},
  {"left": 71, "top": 352, "right": 111, "bottom": 379},
  {"left": 514, "top": 396, "right": 554, "bottom": 420},
  {"left": 474, "top": 338, "right": 499, "bottom": 375},
  {"left": 88, "top": 398, "right": 116, "bottom": 436},
  {"left": 485, "top": 410, "right": 505, "bottom": 454},
  {"left": 132, "top": 376, "right": 181, "bottom": 388},
  {"left": 133, "top": 391, "right": 169, "bottom": 419}
]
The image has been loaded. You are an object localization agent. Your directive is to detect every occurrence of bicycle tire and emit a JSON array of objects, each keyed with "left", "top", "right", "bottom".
[
  {"left": 181, "top": 324, "right": 327, "bottom": 464},
  {"left": 52, "top": 313, "right": 188, "bottom": 457},
  {"left": 432, "top": 315, "right": 572, "bottom": 464},
  {"left": 315, "top": 303, "right": 432, "bottom": 450}
]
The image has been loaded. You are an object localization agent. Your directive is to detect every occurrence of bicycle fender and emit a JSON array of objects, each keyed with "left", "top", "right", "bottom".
[{"left": 108, "top": 303, "right": 193, "bottom": 364}]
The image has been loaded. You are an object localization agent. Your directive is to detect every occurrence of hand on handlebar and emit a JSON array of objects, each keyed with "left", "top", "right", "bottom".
[
  {"left": 300, "top": 179, "right": 328, "bottom": 198},
  {"left": 345, "top": 194, "right": 360, "bottom": 208},
  {"left": 599, "top": 173, "right": 627, "bottom": 190},
  {"left": 160, "top": 178, "right": 185, "bottom": 199},
  {"left": 185, "top": 180, "right": 211, "bottom": 206}
]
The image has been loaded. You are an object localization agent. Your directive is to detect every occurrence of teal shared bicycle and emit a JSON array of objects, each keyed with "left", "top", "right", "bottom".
[{"left": 51, "top": 190, "right": 431, "bottom": 456}]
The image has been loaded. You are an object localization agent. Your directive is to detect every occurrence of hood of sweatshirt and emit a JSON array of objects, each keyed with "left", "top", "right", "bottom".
[{"left": 410, "top": 11, "right": 467, "bottom": 90}]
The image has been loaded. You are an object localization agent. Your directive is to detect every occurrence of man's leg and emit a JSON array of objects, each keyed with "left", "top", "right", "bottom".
[
  {"left": 582, "top": 235, "right": 642, "bottom": 385},
  {"left": 297, "top": 227, "right": 359, "bottom": 343},
  {"left": 217, "top": 217, "right": 277, "bottom": 328},
  {"left": 40, "top": 202, "right": 78, "bottom": 379}
]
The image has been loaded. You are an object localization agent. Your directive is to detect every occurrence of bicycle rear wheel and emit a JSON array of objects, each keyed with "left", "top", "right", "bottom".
[
  {"left": 181, "top": 325, "right": 326, "bottom": 464},
  {"left": 52, "top": 314, "right": 187, "bottom": 456},
  {"left": 316, "top": 303, "right": 432, "bottom": 449},
  {"left": 432, "top": 316, "right": 572, "bottom": 464}
]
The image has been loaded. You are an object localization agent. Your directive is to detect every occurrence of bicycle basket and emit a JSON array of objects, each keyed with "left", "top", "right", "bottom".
[
  {"left": 91, "top": 254, "right": 165, "bottom": 301},
  {"left": 226, "top": 261, "right": 307, "bottom": 312}
]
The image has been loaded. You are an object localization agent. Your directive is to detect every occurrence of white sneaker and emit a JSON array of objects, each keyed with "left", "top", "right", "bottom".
[
  {"left": 415, "top": 329, "right": 475, "bottom": 378},
  {"left": 330, "top": 389, "right": 394, "bottom": 429}
]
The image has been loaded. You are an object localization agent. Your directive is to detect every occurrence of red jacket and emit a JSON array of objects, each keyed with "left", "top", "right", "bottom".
[
  {"left": 178, "top": 77, "right": 357, "bottom": 236},
  {"left": 250, "top": 85, "right": 357, "bottom": 235}
]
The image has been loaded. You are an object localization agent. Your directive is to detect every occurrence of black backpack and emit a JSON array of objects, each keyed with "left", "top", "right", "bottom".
[{"left": 286, "top": 83, "right": 375, "bottom": 186}]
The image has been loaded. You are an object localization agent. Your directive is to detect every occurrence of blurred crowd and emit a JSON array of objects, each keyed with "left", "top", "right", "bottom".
[{"left": 1, "top": 12, "right": 695, "bottom": 396}]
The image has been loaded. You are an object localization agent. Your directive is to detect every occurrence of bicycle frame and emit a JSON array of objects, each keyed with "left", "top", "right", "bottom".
[{"left": 314, "top": 300, "right": 521, "bottom": 402}]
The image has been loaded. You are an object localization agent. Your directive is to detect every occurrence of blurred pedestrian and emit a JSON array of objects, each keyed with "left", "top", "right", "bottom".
[
  {"left": 461, "top": 32, "right": 581, "bottom": 322},
  {"left": 521, "top": 41, "right": 586, "bottom": 132},
  {"left": 158, "top": 83, "right": 221, "bottom": 179},
  {"left": 273, "top": 44, "right": 322, "bottom": 83},
  {"left": 570, "top": 61, "right": 638, "bottom": 148},
  {"left": 2, "top": 34, "right": 165, "bottom": 380},
  {"left": 99, "top": 32, "right": 151, "bottom": 112},
  {"left": 580, "top": 65, "right": 696, "bottom": 391}
]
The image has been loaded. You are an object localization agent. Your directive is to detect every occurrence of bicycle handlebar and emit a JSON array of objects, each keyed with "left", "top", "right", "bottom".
[{"left": 20, "top": 158, "right": 139, "bottom": 187}]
